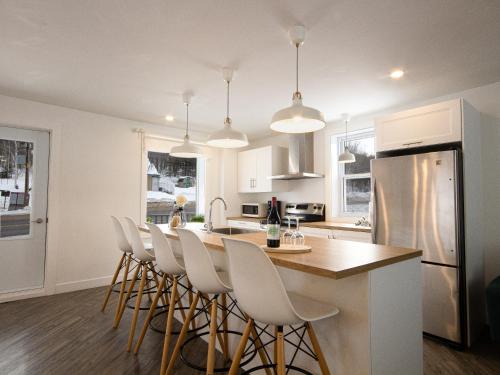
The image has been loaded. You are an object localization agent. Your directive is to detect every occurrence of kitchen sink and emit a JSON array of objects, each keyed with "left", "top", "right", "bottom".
[{"left": 201, "top": 227, "right": 259, "bottom": 235}]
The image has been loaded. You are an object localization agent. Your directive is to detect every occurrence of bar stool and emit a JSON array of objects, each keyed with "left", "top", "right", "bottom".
[
  {"left": 165, "top": 228, "right": 261, "bottom": 375},
  {"left": 101, "top": 216, "right": 150, "bottom": 324},
  {"left": 115, "top": 217, "right": 159, "bottom": 351},
  {"left": 222, "top": 237, "right": 339, "bottom": 375},
  {"left": 133, "top": 223, "right": 190, "bottom": 374}
]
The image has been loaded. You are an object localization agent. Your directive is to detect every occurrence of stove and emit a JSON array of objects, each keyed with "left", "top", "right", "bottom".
[{"left": 281, "top": 203, "right": 325, "bottom": 227}]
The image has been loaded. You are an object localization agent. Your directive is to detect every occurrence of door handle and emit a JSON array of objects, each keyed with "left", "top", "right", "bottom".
[{"left": 32, "top": 218, "right": 44, "bottom": 224}]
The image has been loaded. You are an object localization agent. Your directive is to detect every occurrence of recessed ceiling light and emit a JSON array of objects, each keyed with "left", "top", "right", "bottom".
[
  {"left": 390, "top": 69, "right": 405, "bottom": 79},
  {"left": 165, "top": 115, "right": 174, "bottom": 122}
]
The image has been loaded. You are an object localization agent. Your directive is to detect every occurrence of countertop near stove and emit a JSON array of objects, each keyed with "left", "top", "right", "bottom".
[{"left": 226, "top": 216, "right": 371, "bottom": 233}]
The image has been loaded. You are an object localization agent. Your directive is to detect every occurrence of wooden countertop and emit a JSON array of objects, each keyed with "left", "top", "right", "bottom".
[
  {"left": 226, "top": 216, "right": 371, "bottom": 233},
  {"left": 140, "top": 223, "right": 421, "bottom": 280}
]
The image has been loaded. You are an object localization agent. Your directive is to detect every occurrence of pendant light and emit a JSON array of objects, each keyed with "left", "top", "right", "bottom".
[
  {"left": 338, "top": 113, "right": 356, "bottom": 164},
  {"left": 207, "top": 68, "right": 248, "bottom": 148},
  {"left": 170, "top": 93, "right": 204, "bottom": 158},
  {"left": 270, "top": 26, "right": 325, "bottom": 133}
]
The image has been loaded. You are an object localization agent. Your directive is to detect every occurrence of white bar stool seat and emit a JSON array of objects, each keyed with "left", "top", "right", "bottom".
[
  {"left": 101, "top": 216, "right": 152, "bottom": 321},
  {"left": 133, "top": 223, "right": 192, "bottom": 375},
  {"left": 165, "top": 228, "right": 260, "bottom": 375},
  {"left": 114, "top": 217, "right": 160, "bottom": 351},
  {"left": 222, "top": 237, "right": 339, "bottom": 375}
]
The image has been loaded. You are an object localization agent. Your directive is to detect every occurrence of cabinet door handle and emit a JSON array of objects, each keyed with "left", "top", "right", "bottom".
[{"left": 402, "top": 141, "right": 423, "bottom": 147}]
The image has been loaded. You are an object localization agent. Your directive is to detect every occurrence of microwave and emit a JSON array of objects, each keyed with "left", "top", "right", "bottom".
[{"left": 241, "top": 203, "right": 267, "bottom": 218}]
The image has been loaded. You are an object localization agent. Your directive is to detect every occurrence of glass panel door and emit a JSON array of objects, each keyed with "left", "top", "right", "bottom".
[{"left": 0, "top": 126, "right": 49, "bottom": 294}]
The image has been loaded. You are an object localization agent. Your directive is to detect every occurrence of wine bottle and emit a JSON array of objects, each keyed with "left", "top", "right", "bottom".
[{"left": 267, "top": 196, "right": 281, "bottom": 248}]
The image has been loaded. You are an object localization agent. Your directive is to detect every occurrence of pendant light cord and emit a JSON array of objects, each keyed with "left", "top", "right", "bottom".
[
  {"left": 344, "top": 119, "right": 348, "bottom": 149},
  {"left": 295, "top": 43, "right": 299, "bottom": 93},
  {"left": 185, "top": 102, "right": 189, "bottom": 137},
  {"left": 226, "top": 80, "right": 230, "bottom": 120}
]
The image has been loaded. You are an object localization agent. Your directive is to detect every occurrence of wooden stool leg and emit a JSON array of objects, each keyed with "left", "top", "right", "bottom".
[
  {"left": 151, "top": 263, "right": 167, "bottom": 306},
  {"left": 133, "top": 273, "right": 167, "bottom": 354},
  {"left": 101, "top": 253, "right": 126, "bottom": 312},
  {"left": 274, "top": 326, "right": 278, "bottom": 375},
  {"left": 188, "top": 280, "right": 196, "bottom": 330},
  {"left": 200, "top": 294, "right": 226, "bottom": 357},
  {"left": 126, "top": 262, "right": 148, "bottom": 351},
  {"left": 174, "top": 285, "right": 187, "bottom": 323},
  {"left": 250, "top": 323, "right": 273, "bottom": 375},
  {"left": 114, "top": 254, "right": 132, "bottom": 323},
  {"left": 160, "top": 276, "right": 178, "bottom": 375},
  {"left": 276, "top": 326, "right": 285, "bottom": 375},
  {"left": 207, "top": 298, "right": 218, "bottom": 375},
  {"left": 165, "top": 292, "right": 200, "bottom": 375},
  {"left": 306, "top": 322, "right": 331, "bottom": 375},
  {"left": 228, "top": 318, "right": 253, "bottom": 375},
  {"left": 221, "top": 294, "right": 229, "bottom": 360},
  {"left": 114, "top": 259, "right": 141, "bottom": 328}
]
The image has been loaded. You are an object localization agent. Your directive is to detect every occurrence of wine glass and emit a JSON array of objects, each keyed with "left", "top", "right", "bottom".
[
  {"left": 282, "top": 216, "right": 294, "bottom": 245},
  {"left": 292, "top": 217, "right": 305, "bottom": 246}
]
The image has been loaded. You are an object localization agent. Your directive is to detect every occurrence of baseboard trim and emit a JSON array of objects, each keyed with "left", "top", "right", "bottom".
[
  {"left": 55, "top": 275, "right": 113, "bottom": 294},
  {"left": 0, "top": 288, "right": 47, "bottom": 304}
]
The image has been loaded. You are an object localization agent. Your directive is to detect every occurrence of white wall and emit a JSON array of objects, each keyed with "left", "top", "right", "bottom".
[{"left": 0, "top": 94, "right": 223, "bottom": 299}]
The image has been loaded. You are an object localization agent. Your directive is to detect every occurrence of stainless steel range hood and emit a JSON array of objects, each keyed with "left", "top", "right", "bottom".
[{"left": 270, "top": 133, "right": 324, "bottom": 180}]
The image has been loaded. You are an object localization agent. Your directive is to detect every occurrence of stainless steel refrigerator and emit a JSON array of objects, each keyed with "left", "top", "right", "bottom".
[{"left": 371, "top": 149, "right": 468, "bottom": 345}]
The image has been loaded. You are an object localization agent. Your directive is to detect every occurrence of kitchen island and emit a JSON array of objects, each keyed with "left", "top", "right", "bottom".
[{"left": 141, "top": 223, "right": 423, "bottom": 375}]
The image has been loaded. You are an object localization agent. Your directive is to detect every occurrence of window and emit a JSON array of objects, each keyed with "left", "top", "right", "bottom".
[
  {"left": 335, "top": 131, "right": 375, "bottom": 215},
  {"left": 146, "top": 151, "right": 205, "bottom": 224},
  {"left": 0, "top": 139, "right": 33, "bottom": 237}
]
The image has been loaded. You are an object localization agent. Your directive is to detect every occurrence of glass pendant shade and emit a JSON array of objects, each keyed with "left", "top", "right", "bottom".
[
  {"left": 270, "top": 94, "right": 325, "bottom": 133},
  {"left": 170, "top": 135, "right": 204, "bottom": 158}
]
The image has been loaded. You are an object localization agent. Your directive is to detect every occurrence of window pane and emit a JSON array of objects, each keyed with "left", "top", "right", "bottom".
[
  {"left": 146, "top": 151, "right": 198, "bottom": 224},
  {"left": 344, "top": 177, "right": 371, "bottom": 213},
  {"left": 344, "top": 136, "right": 375, "bottom": 175},
  {"left": 0, "top": 140, "right": 32, "bottom": 237}
]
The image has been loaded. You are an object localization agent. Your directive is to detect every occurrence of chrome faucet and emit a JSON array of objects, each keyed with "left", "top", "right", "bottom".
[{"left": 204, "top": 197, "right": 227, "bottom": 233}]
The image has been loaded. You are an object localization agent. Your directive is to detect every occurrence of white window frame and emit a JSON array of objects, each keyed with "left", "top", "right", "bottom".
[
  {"left": 142, "top": 136, "right": 206, "bottom": 223},
  {"left": 336, "top": 130, "right": 374, "bottom": 217}
]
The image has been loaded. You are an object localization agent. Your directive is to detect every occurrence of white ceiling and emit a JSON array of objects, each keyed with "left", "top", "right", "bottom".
[{"left": 1, "top": 0, "right": 500, "bottom": 138}]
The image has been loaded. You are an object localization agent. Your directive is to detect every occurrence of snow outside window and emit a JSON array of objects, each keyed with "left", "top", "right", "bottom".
[{"left": 146, "top": 151, "right": 205, "bottom": 224}]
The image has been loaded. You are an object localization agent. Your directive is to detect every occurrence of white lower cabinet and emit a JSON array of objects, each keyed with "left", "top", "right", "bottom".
[
  {"left": 227, "top": 220, "right": 372, "bottom": 242},
  {"left": 227, "top": 219, "right": 263, "bottom": 231},
  {"left": 300, "top": 226, "right": 372, "bottom": 243}
]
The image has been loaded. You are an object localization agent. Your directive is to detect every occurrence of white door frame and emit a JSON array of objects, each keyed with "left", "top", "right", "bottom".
[{"left": 0, "top": 122, "right": 61, "bottom": 303}]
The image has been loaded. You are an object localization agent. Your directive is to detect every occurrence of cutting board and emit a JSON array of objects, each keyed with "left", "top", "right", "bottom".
[{"left": 261, "top": 244, "right": 312, "bottom": 254}]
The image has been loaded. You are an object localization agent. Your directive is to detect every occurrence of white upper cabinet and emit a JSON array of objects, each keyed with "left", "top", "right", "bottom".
[
  {"left": 237, "top": 145, "right": 288, "bottom": 193},
  {"left": 375, "top": 99, "right": 462, "bottom": 152}
]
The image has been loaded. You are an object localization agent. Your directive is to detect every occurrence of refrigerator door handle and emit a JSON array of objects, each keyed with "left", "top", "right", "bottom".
[{"left": 371, "top": 178, "right": 377, "bottom": 244}]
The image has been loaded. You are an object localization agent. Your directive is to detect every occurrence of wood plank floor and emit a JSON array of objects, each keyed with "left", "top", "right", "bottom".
[{"left": 0, "top": 287, "right": 499, "bottom": 374}]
